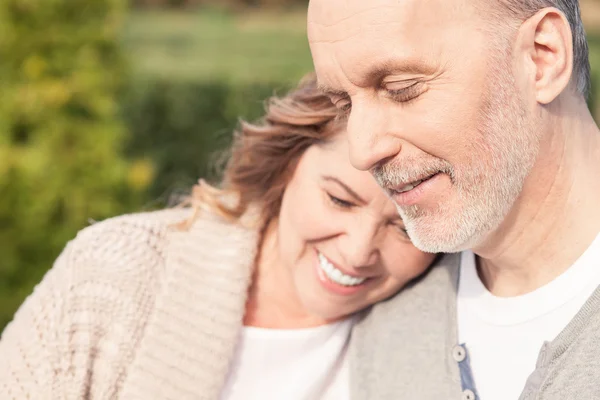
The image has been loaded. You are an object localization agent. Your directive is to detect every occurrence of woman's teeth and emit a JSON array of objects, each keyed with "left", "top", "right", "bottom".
[{"left": 318, "top": 252, "right": 366, "bottom": 286}]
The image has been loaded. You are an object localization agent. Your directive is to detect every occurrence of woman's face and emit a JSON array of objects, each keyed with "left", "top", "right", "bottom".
[{"left": 277, "top": 131, "right": 436, "bottom": 322}]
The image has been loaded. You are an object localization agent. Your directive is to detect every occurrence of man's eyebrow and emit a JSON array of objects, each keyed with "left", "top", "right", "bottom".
[
  {"left": 363, "top": 59, "right": 436, "bottom": 83},
  {"left": 323, "top": 175, "right": 366, "bottom": 204},
  {"left": 317, "top": 60, "right": 434, "bottom": 97}
]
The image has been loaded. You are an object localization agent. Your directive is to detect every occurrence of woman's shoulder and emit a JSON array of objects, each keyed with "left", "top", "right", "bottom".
[
  {"left": 79, "top": 207, "right": 192, "bottom": 240},
  {"left": 0, "top": 207, "right": 259, "bottom": 399},
  {"left": 0, "top": 208, "right": 199, "bottom": 397},
  {"left": 67, "top": 208, "right": 191, "bottom": 269},
  {"left": 47, "top": 208, "right": 204, "bottom": 299},
  {"left": 64, "top": 207, "right": 257, "bottom": 280}
]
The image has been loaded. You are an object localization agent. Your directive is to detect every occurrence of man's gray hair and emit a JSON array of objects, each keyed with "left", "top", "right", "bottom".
[{"left": 498, "top": 0, "right": 591, "bottom": 97}]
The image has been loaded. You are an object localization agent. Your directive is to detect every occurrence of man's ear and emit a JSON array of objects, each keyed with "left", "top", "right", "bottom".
[{"left": 515, "top": 8, "right": 574, "bottom": 104}]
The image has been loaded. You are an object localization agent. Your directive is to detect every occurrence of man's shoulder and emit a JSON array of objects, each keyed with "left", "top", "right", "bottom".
[
  {"left": 349, "top": 253, "right": 463, "bottom": 400},
  {"left": 365, "top": 252, "right": 461, "bottom": 322},
  {"left": 521, "top": 284, "right": 600, "bottom": 399}
]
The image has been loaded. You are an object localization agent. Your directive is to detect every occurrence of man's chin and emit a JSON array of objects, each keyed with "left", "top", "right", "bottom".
[
  {"left": 409, "top": 231, "right": 467, "bottom": 254},
  {"left": 403, "top": 212, "right": 476, "bottom": 254}
]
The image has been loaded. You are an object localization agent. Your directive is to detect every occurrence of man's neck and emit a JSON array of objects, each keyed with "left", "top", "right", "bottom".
[{"left": 474, "top": 99, "right": 600, "bottom": 297}]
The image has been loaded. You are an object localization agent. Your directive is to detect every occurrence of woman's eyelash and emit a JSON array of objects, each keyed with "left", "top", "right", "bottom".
[
  {"left": 334, "top": 100, "right": 352, "bottom": 121},
  {"left": 335, "top": 111, "right": 350, "bottom": 122},
  {"left": 327, "top": 194, "right": 354, "bottom": 208},
  {"left": 334, "top": 99, "right": 352, "bottom": 113},
  {"left": 389, "top": 221, "right": 409, "bottom": 237}
]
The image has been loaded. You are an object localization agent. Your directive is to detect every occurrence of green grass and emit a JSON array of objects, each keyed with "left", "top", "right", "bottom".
[{"left": 122, "top": 9, "right": 313, "bottom": 84}]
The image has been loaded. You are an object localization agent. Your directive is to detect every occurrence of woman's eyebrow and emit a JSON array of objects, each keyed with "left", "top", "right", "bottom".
[{"left": 322, "top": 175, "right": 366, "bottom": 204}]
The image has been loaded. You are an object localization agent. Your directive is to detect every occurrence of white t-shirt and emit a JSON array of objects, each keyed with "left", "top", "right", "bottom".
[
  {"left": 220, "top": 318, "right": 354, "bottom": 400},
  {"left": 457, "top": 233, "right": 600, "bottom": 400}
]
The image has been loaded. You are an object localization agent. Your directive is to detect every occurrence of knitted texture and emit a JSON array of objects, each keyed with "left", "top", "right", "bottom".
[{"left": 0, "top": 208, "right": 259, "bottom": 400}]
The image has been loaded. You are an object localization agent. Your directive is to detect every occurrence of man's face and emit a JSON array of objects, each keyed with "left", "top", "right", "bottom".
[{"left": 308, "top": 0, "right": 541, "bottom": 253}]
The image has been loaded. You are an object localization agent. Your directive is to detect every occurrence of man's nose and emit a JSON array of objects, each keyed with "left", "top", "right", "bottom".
[{"left": 346, "top": 99, "right": 402, "bottom": 171}]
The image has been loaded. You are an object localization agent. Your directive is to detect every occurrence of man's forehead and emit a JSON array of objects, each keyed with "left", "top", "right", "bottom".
[
  {"left": 308, "top": 0, "right": 464, "bottom": 45},
  {"left": 309, "top": 0, "right": 411, "bottom": 38},
  {"left": 309, "top": 0, "right": 462, "bottom": 25},
  {"left": 308, "top": 0, "right": 403, "bottom": 24},
  {"left": 308, "top": 0, "right": 452, "bottom": 80},
  {"left": 308, "top": 0, "right": 484, "bottom": 94}
]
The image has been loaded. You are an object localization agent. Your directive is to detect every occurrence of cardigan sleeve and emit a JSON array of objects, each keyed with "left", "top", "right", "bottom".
[
  {"left": 0, "top": 241, "right": 77, "bottom": 400},
  {"left": 0, "top": 213, "right": 171, "bottom": 400}
]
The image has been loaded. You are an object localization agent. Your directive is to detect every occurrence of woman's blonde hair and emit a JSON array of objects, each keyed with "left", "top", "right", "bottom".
[{"left": 189, "top": 73, "right": 341, "bottom": 225}]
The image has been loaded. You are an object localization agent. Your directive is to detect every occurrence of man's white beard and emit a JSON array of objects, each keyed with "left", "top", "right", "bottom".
[{"left": 376, "top": 66, "right": 541, "bottom": 253}]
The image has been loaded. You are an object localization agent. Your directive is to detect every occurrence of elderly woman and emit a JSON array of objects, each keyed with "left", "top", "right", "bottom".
[{"left": 0, "top": 74, "right": 435, "bottom": 399}]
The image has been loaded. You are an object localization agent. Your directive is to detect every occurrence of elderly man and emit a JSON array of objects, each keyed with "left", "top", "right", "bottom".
[{"left": 308, "top": 0, "right": 600, "bottom": 399}]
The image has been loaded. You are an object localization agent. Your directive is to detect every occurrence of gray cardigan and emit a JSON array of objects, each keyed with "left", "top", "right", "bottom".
[{"left": 350, "top": 253, "right": 600, "bottom": 400}]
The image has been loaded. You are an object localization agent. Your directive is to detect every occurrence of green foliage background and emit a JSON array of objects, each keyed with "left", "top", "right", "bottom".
[
  {"left": 0, "top": 2, "right": 599, "bottom": 332},
  {"left": 120, "top": 10, "right": 314, "bottom": 201},
  {"left": 0, "top": 0, "right": 155, "bottom": 329}
]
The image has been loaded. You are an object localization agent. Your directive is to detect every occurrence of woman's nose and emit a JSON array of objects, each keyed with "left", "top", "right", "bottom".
[{"left": 342, "top": 219, "right": 380, "bottom": 269}]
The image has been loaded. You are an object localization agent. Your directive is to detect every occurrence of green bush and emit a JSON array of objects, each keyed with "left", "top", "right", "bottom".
[
  {"left": 0, "top": 0, "right": 148, "bottom": 330},
  {"left": 122, "top": 78, "right": 289, "bottom": 203}
]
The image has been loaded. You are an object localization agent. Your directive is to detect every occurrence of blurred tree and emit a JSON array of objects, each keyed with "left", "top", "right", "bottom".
[
  {"left": 122, "top": 79, "right": 284, "bottom": 203},
  {"left": 0, "top": 0, "right": 150, "bottom": 330}
]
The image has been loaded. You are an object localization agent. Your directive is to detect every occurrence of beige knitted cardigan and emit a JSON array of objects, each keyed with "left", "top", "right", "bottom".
[{"left": 0, "top": 208, "right": 260, "bottom": 400}]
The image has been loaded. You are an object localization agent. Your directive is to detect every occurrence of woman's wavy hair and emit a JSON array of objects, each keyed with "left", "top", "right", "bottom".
[{"left": 189, "top": 73, "right": 341, "bottom": 226}]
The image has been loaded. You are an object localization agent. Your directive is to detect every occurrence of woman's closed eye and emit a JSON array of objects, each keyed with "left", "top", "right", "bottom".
[
  {"left": 333, "top": 99, "right": 352, "bottom": 121},
  {"left": 327, "top": 193, "right": 355, "bottom": 209},
  {"left": 389, "top": 221, "right": 410, "bottom": 239}
]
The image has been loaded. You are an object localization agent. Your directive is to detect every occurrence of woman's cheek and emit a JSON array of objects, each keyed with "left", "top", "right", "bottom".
[{"left": 292, "top": 193, "right": 331, "bottom": 238}]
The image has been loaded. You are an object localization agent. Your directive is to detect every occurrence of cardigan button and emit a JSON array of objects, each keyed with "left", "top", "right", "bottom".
[
  {"left": 462, "top": 389, "right": 476, "bottom": 400},
  {"left": 452, "top": 344, "right": 466, "bottom": 362}
]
